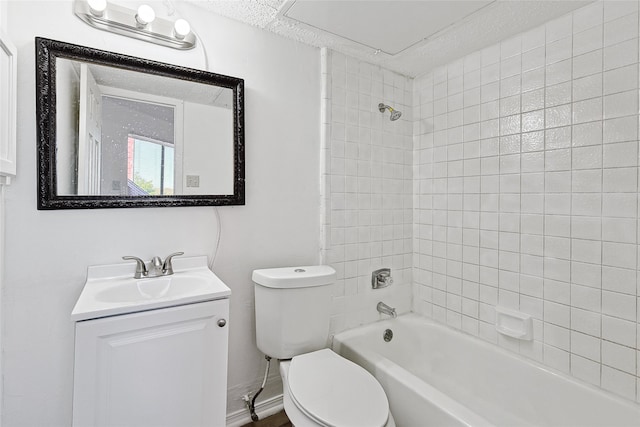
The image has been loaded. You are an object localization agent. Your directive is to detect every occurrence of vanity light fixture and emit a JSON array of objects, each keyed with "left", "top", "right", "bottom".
[
  {"left": 135, "top": 4, "right": 156, "bottom": 27},
  {"left": 87, "top": 0, "right": 106, "bottom": 17},
  {"left": 173, "top": 19, "right": 191, "bottom": 40},
  {"left": 74, "top": 0, "right": 196, "bottom": 50}
]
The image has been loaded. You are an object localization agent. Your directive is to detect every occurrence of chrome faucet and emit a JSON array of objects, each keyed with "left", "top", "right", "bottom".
[
  {"left": 122, "top": 252, "right": 184, "bottom": 279},
  {"left": 377, "top": 301, "right": 397, "bottom": 318},
  {"left": 372, "top": 268, "right": 393, "bottom": 289},
  {"left": 150, "top": 256, "right": 163, "bottom": 276}
]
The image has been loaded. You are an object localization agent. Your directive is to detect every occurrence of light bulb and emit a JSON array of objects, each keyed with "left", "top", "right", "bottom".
[
  {"left": 173, "top": 19, "right": 191, "bottom": 39},
  {"left": 135, "top": 4, "right": 155, "bottom": 26},
  {"left": 87, "top": 0, "right": 107, "bottom": 16}
]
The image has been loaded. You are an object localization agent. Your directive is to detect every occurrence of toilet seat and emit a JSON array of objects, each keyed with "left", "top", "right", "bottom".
[{"left": 287, "top": 349, "right": 389, "bottom": 427}]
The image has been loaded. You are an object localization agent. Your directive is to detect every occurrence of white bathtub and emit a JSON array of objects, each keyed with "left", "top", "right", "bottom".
[{"left": 332, "top": 314, "right": 640, "bottom": 427}]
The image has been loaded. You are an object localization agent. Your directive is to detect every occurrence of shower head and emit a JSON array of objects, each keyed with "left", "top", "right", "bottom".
[{"left": 378, "top": 103, "right": 402, "bottom": 121}]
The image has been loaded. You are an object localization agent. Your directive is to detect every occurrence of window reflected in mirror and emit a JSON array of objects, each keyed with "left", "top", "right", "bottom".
[{"left": 129, "top": 135, "right": 175, "bottom": 196}]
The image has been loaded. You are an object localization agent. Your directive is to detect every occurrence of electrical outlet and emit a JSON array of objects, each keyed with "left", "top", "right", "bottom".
[{"left": 186, "top": 175, "right": 200, "bottom": 187}]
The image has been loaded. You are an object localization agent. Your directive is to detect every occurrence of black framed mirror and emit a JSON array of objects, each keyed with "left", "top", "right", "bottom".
[{"left": 36, "top": 37, "right": 245, "bottom": 209}]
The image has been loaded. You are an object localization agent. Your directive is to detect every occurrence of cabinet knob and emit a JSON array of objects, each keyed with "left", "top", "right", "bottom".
[{"left": 217, "top": 319, "right": 227, "bottom": 327}]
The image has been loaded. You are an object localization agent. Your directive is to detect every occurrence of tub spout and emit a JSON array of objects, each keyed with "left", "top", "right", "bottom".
[{"left": 377, "top": 301, "right": 397, "bottom": 318}]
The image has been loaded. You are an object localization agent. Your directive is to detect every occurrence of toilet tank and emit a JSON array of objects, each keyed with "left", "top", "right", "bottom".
[{"left": 253, "top": 266, "right": 336, "bottom": 359}]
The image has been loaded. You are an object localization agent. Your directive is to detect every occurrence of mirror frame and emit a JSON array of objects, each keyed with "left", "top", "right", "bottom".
[{"left": 36, "top": 37, "right": 245, "bottom": 209}]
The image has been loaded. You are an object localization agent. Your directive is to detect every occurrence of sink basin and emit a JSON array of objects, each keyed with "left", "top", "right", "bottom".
[
  {"left": 72, "top": 256, "right": 231, "bottom": 321},
  {"left": 95, "top": 275, "right": 211, "bottom": 302}
]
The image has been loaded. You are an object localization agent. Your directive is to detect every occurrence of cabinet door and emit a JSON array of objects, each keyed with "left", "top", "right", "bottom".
[{"left": 73, "top": 300, "right": 229, "bottom": 427}]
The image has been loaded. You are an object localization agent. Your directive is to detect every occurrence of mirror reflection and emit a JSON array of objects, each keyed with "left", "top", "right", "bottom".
[
  {"left": 56, "top": 58, "right": 234, "bottom": 197},
  {"left": 36, "top": 37, "right": 245, "bottom": 209}
]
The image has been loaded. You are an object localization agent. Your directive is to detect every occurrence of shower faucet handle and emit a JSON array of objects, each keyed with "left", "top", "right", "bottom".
[{"left": 372, "top": 268, "right": 393, "bottom": 289}]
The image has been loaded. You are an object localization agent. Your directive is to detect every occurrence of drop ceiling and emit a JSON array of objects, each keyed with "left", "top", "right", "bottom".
[{"left": 186, "top": 0, "right": 592, "bottom": 77}]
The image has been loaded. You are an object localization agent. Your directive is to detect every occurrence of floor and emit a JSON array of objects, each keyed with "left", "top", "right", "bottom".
[{"left": 241, "top": 410, "right": 292, "bottom": 427}]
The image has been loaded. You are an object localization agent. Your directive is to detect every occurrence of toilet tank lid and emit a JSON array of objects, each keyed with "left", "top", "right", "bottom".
[{"left": 252, "top": 266, "right": 336, "bottom": 288}]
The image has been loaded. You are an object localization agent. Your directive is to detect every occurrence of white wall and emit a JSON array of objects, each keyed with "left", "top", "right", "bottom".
[
  {"left": 3, "top": 1, "right": 320, "bottom": 425},
  {"left": 414, "top": 1, "right": 640, "bottom": 404},
  {"left": 0, "top": 2, "right": 11, "bottom": 424},
  {"left": 183, "top": 102, "right": 233, "bottom": 195}
]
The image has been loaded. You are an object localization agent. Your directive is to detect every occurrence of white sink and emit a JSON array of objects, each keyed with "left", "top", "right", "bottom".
[{"left": 72, "top": 255, "right": 231, "bottom": 321}]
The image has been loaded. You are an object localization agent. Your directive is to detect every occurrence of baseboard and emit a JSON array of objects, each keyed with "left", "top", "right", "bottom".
[{"left": 226, "top": 394, "right": 284, "bottom": 427}]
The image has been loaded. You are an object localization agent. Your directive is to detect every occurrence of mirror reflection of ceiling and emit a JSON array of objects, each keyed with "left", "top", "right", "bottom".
[
  {"left": 77, "top": 62, "right": 233, "bottom": 108},
  {"left": 185, "top": 0, "right": 592, "bottom": 77}
]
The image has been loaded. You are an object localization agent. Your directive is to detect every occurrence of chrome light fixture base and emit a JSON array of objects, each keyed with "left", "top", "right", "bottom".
[{"left": 74, "top": 0, "right": 196, "bottom": 50}]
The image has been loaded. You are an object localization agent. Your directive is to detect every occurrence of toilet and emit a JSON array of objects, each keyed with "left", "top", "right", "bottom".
[{"left": 253, "top": 266, "right": 395, "bottom": 427}]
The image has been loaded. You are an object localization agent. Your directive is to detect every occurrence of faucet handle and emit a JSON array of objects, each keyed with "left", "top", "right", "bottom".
[
  {"left": 372, "top": 268, "right": 393, "bottom": 289},
  {"left": 162, "top": 252, "right": 184, "bottom": 275},
  {"left": 122, "top": 256, "right": 148, "bottom": 279}
]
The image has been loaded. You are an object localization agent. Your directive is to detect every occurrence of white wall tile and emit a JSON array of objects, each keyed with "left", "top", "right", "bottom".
[
  {"left": 602, "top": 266, "right": 636, "bottom": 294},
  {"left": 603, "top": 90, "right": 639, "bottom": 119},
  {"left": 603, "top": 1, "right": 638, "bottom": 22},
  {"left": 547, "top": 14, "right": 573, "bottom": 42},
  {"left": 544, "top": 344, "right": 571, "bottom": 373},
  {"left": 571, "top": 354, "right": 601, "bottom": 386},
  {"left": 573, "top": 145, "right": 603, "bottom": 169},
  {"left": 604, "top": 64, "right": 638, "bottom": 95},
  {"left": 572, "top": 261, "right": 602, "bottom": 288},
  {"left": 574, "top": 25, "right": 604, "bottom": 56},
  {"left": 325, "top": 52, "right": 413, "bottom": 334},
  {"left": 573, "top": 74, "right": 603, "bottom": 102},
  {"left": 603, "top": 141, "right": 638, "bottom": 168},
  {"left": 412, "top": 1, "right": 640, "bottom": 404},
  {"left": 602, "top": 291, "right": 637, "bottom": 321},
  {"left": 573, "top": 98, "right": 604, "bottom": 124},
  {"left": 603, "top": 13, "right": 638, "bottom": 47},
  {"left": 602, "top": 193, "right": 637, "bottom": 218},
  {"left": 602, "top": 315, "right": 637, "bottom": 347},
  {"left": 574, "top": 2, "right": 603, "bottom": 33},
  {"left": 603, "top": 168, "right": 637, "bottom": 192},
  {"left": 572, "top": 216, "right": 602, "bottom": 240},
  {"left": 572, "top": 170, "right": 602, "bottom": 192},
  {"left": 602, "top": 365, "right": 637, "bottom": 400},
  {"left": 573, "top": 121, "right": 603, "bottom": 146},
  {"left": 572, "top": 331, "right": 602, "bottom": 361},
  {"left": 603, "top": 38, "right": 639, "bottom": 70},
  {"left": 603, "top": 116, "right": 638, "bottom": 143},
  {"left": 573, "top": 50, "right": 603, "bottom": 79}
]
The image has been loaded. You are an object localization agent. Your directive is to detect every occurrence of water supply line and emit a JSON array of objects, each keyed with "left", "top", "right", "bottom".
[
  {"left": 246, "top": 355, "right": 271, "bottom": 422},
  {"left": 208, "top": 207, "right": 221, "bottom": 270}
]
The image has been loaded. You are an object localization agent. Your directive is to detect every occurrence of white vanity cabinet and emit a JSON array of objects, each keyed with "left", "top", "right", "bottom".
[{"left": 72, "top": 299, "right": 229, "bottom": 427}]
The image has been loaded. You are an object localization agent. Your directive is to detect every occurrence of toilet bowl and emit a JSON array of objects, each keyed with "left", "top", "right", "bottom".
[{"left": 279, "top": 349, "right": 395, "bottom": 427}]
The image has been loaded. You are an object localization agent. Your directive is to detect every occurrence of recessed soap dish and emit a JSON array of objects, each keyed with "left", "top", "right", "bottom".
[{"left": 495, "top": 306, "right": 533, "bottom": 340}]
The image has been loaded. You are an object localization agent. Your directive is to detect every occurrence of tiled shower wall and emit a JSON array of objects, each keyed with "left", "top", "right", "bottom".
[
  {"left": 320, "top": 49, "right": 413, "bottom": 334},
  {"left": 413, "top": 1, "right": 640, "bottom": 402}
]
